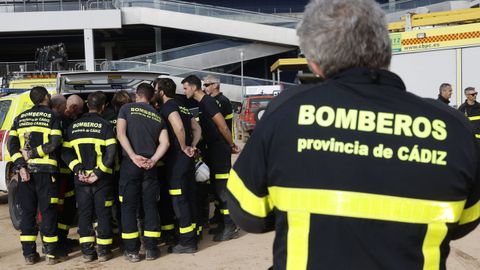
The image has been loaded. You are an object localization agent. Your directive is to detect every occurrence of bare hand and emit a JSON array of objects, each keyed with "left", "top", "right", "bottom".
[
  {"left": 131, "top": 154, "right": 148, "bottom": 168},
  {"left": 19, "top": 167, "right": 30, "bottom": 182},
  {"left": 231, "top": 144, "right": 240, "bottom": 154},
  {"left": 21, "top": 149, "right": 30, "bottom": 161},
  {"left": 86, "top": 173, "right": 98, "bottom": 184},
  {"left": 182, "top": 146, "right": 195, "bottom": 158},
  {"left": 143, "top": 159, "right": 156, "bottom": 170},
  {"left": 78, "top": 170, "right": 90, "bottom": 182}
]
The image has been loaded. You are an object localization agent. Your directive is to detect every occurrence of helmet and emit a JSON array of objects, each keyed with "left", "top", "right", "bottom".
[{"left": 195, "top": 160, "right": 210, "bottom": 183}]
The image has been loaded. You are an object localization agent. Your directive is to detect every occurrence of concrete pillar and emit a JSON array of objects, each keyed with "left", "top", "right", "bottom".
[
  {"left": 154, "top": 27, "right": 162, "bottom": 63},
  {"left": 389, "top": 0, "right": 395, "bottom": 12},
  {"left": 102, "top": 42, "right": 115, "bottom": 61},
  {"left": 84, "top": 28, "right": 95, "bottom": 71}
]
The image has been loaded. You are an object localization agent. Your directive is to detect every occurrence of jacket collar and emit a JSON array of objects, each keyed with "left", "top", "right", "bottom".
[{"left": 330, "top": 67, "right": 406, "bottom": 92}]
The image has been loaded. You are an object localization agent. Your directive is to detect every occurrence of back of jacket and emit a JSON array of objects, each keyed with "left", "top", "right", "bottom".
[
  {"left": 8, "top": 105, "right": 62, "bottom": 173},
  {"left": 228, "top": 68, "right": 480, "bottom": 270},
  {"left": 62, "top": 113, "right": 116, "bottom": 185}
]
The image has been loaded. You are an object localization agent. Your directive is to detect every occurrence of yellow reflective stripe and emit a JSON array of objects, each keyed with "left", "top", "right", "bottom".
[
  {"left": 79, "top": 236, "right": 95, "bottom": 243},
  {"left": 20, "top": 235, "right": 37, "bottom": 242},
  {"left": 161, "top": 224, "right": 175, "bottom": 231},
  {"left": 50, "top": 129, "right": 62, "bottom": 136},
  {"left": 58, "top": 223, "right": 69, "bottom": 230},
  {"left": 144, "top": 231, "right": 161, "bottom": 238},
  {"left": 97, "top": 163, "right": 113, "bottom": 174},
  {"left": 97, "top": 238, "right": 113, "bottom": 245},
  {"left": 179, "top": 224, "right": 195, "bottom": 234},
  {"left": 459, "top": 201, "right": 480, "bottom": 225},
  {"left": 286, "top": 212, "right": 309, "bottom": 270},
  {"left": 422, "top": 223, "right": 448, "bottom": 270},
  {"left": 105, "top": 138, "right": 116, "bottom": 146},
  {"left": 11, "top": 153, "right": 23, "bottom": 162},
  {"left": 169, "top": 189, "right": 182, "bottom": 195},
  {"left": 122, "top": 232, "right": 139, "bottom": 239},
  {"left": 268, "top": 186, "right": 465, "bottom": 224},
  {"left": 215, "top": 173, "right": 229, "bottom": 180},
  {"left": 225, "top": 113, "right": 233, "bottom": 120},
  {"left": 119, "top": 196, "right": 123, "bottom": 202},
  {"left": 9, "top": 130, "right": 18, "bottom": 136},
  {"left": 62, "top": 141, "right": 72, "bottom": 148},
  {"left": 469, "top": 116, "right": 480, "bottom": 121},
  {"left": 220, "top": 209, "right": 230, "bottom": 215},
  {"left": 28, "top": 158, "right": 57, "bottom": 166},
  {"left": 50, "top": 197, "right": 59, "bottom": 204},
  {"left": 105, "top": 200, "right": 113, "bottom": 207},
  {"left": 476, "top": 134, "right": 480, "bottom": 139},
  {"left": 36, "top": 145, "right": 45, "bottom": 157},
  {"left": 70, "top": 138, "right": 110, "bottom": 146},
  {"left": 43, "top": 236, "right": 58, "bottom": 243},
  {"left": 68, "top": 159, "right": 80, "bottom": 171},
  {"left": 227, "top": 169, "right": 273, "bottom": 218},
  {"left": 18, "top": 126, "right": 51, "bottom": 135},
  {"left": 60, "top": 168, "right": 71, "bottom": 174},
  {"left": 64, "top": 190, "right": 75, "bottom": 198},
  {"left": 57, "top": 199, "right": 64, "bottom": 205},
  {"left": 197, "top": 226, "right": 203, "bottom": 235}
]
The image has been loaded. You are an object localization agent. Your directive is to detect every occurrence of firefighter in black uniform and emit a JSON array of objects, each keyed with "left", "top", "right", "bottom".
[
  {"left": 155, "top": 78, "right": 202, "bottom": 253},
  {"left": 227, "top": 1, "right": 480, "bottom": 270},
  {"left": 182, "top": 75, "right": 240, "bottom": 242},
  {"left": 203, "top": 75, "right": 234, "bottom": 232},
  {"left": 459, "top": 87, "right": 480, "bottom": 139},
  {"left": 117, "top": 83, "right": 169, "bottom": 262},
  {"left": 50, "top": 94, "right": 78, "bottom": 253},
  {"left": 7, "top": 87, "right": 63, "bottom": 265},
  {"left": 62, "top": 91, "right": 116, "bottom": 262}
]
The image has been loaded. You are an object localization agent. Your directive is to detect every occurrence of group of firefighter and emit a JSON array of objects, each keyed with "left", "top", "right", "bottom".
[{"left": 7, "top": 74, "right": 240, "bottom": 265}]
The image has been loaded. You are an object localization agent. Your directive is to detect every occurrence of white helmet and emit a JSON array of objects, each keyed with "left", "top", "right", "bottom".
[{"left": 195, "top": 160, "right": 210, "bottom": 183}]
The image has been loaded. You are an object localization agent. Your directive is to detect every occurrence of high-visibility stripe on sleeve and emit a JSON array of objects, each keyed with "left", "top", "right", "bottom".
[
  {"left": 97, "top": 163, "right": 113, "bottom": 174},
  {"left": 161, "top": 224, "right": 175, "bottom": 231},
  {"left": 119, "top": 196, "right": 123, "bottom": 202},
  {"left": 50, "top": 129, "right": 62, "bottom": 136},
  {"left": 43, "top": 236, "right": 58, "bottom": 243},
  {"left": 50, "top": 197, "right": 59, "bottom": 204},
  {"left": 64, "top": 190, "right": 75, "bottom": 198},
  {"left": 105, "top": 200, "right": 113, "bottom": 207},
  {"left": 179, "top": 224, "right": 195, "bottom": 234},
  {"left": 57, "top": 199, "right": 64, "bottom": 205},
  {"left": 459, "top": 201, "right": 480, "bottom": 225},
  {"left": 97, "top": 238, "right": 113, "bottom": 245},
  {"left": 469, "top": 116, "right": 480, "bottom": 121},
  {"left": 9, "top": 130, "right": 18, "bottom": 136},
  {"left": 11, "top": 153, "right": 22, "bottom": 162},
  {"left": 144, "top": 231, "right": 161, "bottom": 238},
  {"left": 58, "top": 223, "right": 69, "bottom": 231},
  {"left": 105, "top": 138, "right": 116, "bottom": 146},
  {"left": 268, "top": 186, "right": 465, "bottom": 224},
  {"left": 36, "top": 145, "right": 45, "bottom": 157},
  {"left": 79, "top": 236, "right": 96, "bottom": 243},
  {"left": 215, "top": 173, "right": 230, "bottom": 180},
  {"left": 68, "top": 160, "right": 80, "bottom": 171},
  {"left": 122, "top": 232, "right": 139, "bottom": 239},
  {"left": 62, "top": 141, "right": 72, "bottom": 148},
  {"left": 169, "top": 189, "right": 182, "bottom": 195},
  {"left": 225, "top": 113, "right": 234, "bottom": 120},
  {"left": 20, "top": 235, "right": 37, "bottom": 242},
  {"left": 220, "top": 209, "right": 230, "bottom": 215},
  {"left": 476, "top": 134, "right": 480, "bottom": 139},
  {"left": 27, "top": 158, "right": 57, "bottom": 166},
  {"left": 60, "top": 168, "right": 71, "bottom": 174},
  {"left": 227, "top": 169, "right": 273, "bottom": 218}
]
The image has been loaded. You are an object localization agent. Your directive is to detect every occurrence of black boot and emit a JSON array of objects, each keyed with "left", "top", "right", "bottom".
[
  {"left": 97, "top": 245, "right": 113, "bottom": 262},
  {"left": 213, "top": 224, "right": 239, "bottom": 242}
]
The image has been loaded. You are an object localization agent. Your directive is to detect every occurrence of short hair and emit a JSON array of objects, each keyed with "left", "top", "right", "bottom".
[
  {"left": 154, "top": 78, "right": 177, "bottom": 98},
  {"left": 87, "top": 91, "right": 106, "bottom": 111},
  {"left": 181, "top": 75, "right": 202, "bottom": 90},
  {"left": 439, "top": 83, "right": 451, "bottom": 94},
  {"left": 136, "top": 83, "right": 155, "bottom": 100},
  {"left": 50, "top": 94, "right": 66, "bottom": 110},
  {"left": 464, "top": 87, "right": 475, "bottom": 94},
  {"left": 203, "top": 75, "right": 220, "bottom": 86},
  {"left": 30, "top": 86, "right": 49, "bottom": 105},
  {"left": 296, "top": 0, "right": 391, "bottom": 78},
  {"left": 111, "top": 90, "right": 132, "bottom": 112}
]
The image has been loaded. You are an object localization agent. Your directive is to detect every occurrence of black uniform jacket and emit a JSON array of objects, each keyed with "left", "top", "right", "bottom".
[{"left": 227, "top": 68, "right": 480, "bottom": 270}]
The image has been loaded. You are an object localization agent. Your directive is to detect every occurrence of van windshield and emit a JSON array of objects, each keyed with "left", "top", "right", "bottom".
[{"left": 0, "top": 100, "right": 12, "bottom": 129}]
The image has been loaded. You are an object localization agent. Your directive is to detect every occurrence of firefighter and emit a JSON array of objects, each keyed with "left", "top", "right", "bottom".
[
  {"left": 227, "top": 1, "right": 480, "bottom": 269},
  {"left": 459, "top": 87, "right": 480, "bottom": 139},
  {"left": 7, "top": 87, "right": 63, "bottom": 265},
  {"left": 61, "top": 91, "right": 116, "bottom": 262},
  {"left": 50, "top": 94, "right": 78, "bottom": 253},
  {"left": 155, "top": 78, "right": 202, "bottom": 253},
  {"left": 117, "top": 83, "right": 169, "bottom": 262},
  {"left": 182, "top": 75, "right": 240, "bottom": 242}
]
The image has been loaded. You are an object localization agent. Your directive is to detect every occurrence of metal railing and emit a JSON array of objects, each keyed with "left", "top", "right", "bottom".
[
  {"left": 103, "top": 60, "right": 295, "bottom": 87},
  {"left": 379, "top": 0, "right": 470, "bottom": 13},
  {"left": 0, "top": 59, "right": 107, "bottom": 76}
]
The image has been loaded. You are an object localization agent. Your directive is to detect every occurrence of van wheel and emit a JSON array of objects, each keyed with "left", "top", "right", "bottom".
[{"left": 8, "top": 174, "right": 22, "bottom": 231}]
